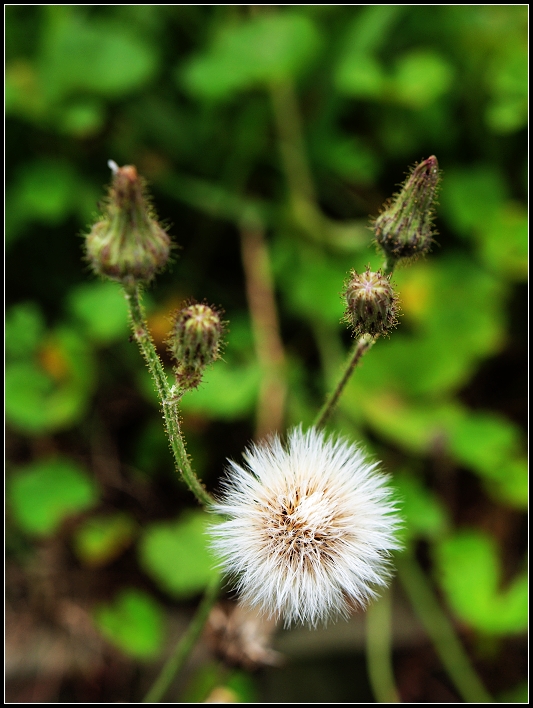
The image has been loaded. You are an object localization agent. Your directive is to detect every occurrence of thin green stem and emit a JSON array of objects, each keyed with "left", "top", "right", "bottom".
[
  {"left": 123, "top": 282, "right": 213, "bottom": 507},
  {"left": 314, "top": 334, "right": 376, "bottom": 429},
  {"left": 366, "top": 586, "right": 400, "bottom": 703},
  {"left": 143, "top": 574, "right": 222, "bottom": 703},
  {"left": 163, "top": 396, "right": 214, "bottom": 507},
  {"left": 397, "top": 552, "right": 493, "bottom": 703},
  {"left": 382, "top": 255, "right": 398, "bottom": 277},
  {"left": 123, "top": 282, "right": 170, "bottom": 402}
]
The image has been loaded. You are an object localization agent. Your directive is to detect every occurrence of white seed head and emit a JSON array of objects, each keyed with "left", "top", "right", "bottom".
[{"left": 209, "top": 427, "right": 402, "bottom": 627}]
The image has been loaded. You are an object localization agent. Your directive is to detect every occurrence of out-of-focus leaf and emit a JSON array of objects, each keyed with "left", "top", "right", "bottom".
[
  {"left": 440, "top": 165, "right": 508, "bottom": 237},
  {"left": 67, "top": 281, "right": 130, "bottom": 344},
  {"left": 391, "top": 50, "right": 454, "bottom": 108},
  {"left": 9, "top": 159, "right": 79, "bottom": 226},
  {"left": 315, "top": 133, "right": 379, "bottom": 184},
  {"left": 440, "top": 167, "right": 526, "bottom": 281},
  {"left": 348, "top": 255, "right": 506, "bottom": 398},
  {"left": 93, "top": 588, "right": 165, "bottom": 659},
  {"left": 58, "top": 99, "right": 106, "bottom": 137},
  {"left": 280, "top": 247, "right": 348, "bottom": 326},
  {"left": 334, "top": 5, "right": 401, "bottom": 96},
  {"left": 393, "top": 472, "right": 449, "bottom": 544},
  {"left": 497, "top": 681, "right": 529, "bottom": 703},
  {"left": 181, "top": 12, "right": 321, "bottom": 99},
  {"left": 435, "top": 530, "right": 527, "bottom": 635},
  {"left": 447, "top": 411, "right": 523, "bottom": 480},
  {"left": 485, "top": 44, "right": 527, "bottom": 133},
  {"left": 8, "top": 457, "right": 98, "bottom": 536},
  {"left": 73, "top": 513, "right": 137, "bottom": 567},
  {"left": 6, "top": 325, "right": 96, "bottom": 434},
  {"left": 478, "top": 202, "right": 527, "bottom": 281},
  {"left": 40, "top": 9, "right": 158, "bottom": 101},
  {"left": 6, "top": 302, "right": 46, "bottom": 360},
  {"left": 139, "top": 511, "right": 219, "bottom": 598},
  {"left": 483, "top": 457, "right": 527, "bottom": 510},
  {"left": 179, "top": 362, "right": 260, "bottom": 420}
]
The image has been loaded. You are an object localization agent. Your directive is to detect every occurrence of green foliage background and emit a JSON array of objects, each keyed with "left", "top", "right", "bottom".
[{"left": 6, "top": 5, "right": 527, "bottom": 703}]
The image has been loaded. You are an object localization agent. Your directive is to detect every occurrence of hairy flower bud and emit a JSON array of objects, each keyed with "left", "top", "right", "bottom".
[
  {"left": 85, "top": 162, "right": 171, "bottom": 284},
  {"left": 343, "top": 267, "right": 399, "bottom": 337},
  {"left": 168, "top": 303, "right": 223, "bottom": 390},
  {"left": 373, "top": 155, "right": 440, "bottom": 261}
]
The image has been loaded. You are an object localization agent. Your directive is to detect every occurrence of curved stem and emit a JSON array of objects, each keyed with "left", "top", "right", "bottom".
[
  {"left": 366, "top": 585, "right": 400, "bottom": 703},
  {"left": 123, "top": 282, "right": 213, "bottom": 507},
  {"left": 143, "top": 574, "right": 222, "bottom": 703},
  {"left": 163, "top": 396, "right": 214, "bottom": 507},
  {"left": 123, "top": 282, "right": 170, "bottom": 402},
  {"left": 314, "top": 334, "right": 376, "bottom": 429},
  {"left": 397, "top": 551, "right": 493, "bottom": 703}
]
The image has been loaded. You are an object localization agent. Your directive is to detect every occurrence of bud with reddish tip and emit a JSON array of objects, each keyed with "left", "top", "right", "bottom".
[
  {"left": 343, "top": 267, "right": 399, "bottom": 337},
  {"left": 168, "top": 303, "right": 224, "bottom": 390},
  {"left": 85, "top": 163, "right": 171, "bottom": 284},
  {"left": 373, "top": 155, "right": 440, "bottom": 262}
]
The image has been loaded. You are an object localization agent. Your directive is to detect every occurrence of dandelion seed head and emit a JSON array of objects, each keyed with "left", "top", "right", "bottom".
[{"left": 210, "top": 427, "right": 402, "bottom": 627}]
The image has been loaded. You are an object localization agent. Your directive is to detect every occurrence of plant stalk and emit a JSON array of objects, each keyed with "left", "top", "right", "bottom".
[
  {"left": 143, "top": 574, "right": 222, "bottom": 703},
  {"left": 123, "top": 282, "right": 213, "bottom": 507},
  {"left": 314, "top": 334, "right": 376, "bottom": 429}
]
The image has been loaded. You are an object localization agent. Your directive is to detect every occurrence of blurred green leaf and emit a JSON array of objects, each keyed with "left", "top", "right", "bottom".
[
  {"left": 447, "top": 411, "right": 523, "bottom": 480},
  {"left": 9, "top": 159, "right": 79, "bottom": 227},
  {"left": 73, "top": 513, "right": 137, "bottom": 567},
  {"left": 393, "top": 472, "right": 449, "bottom": 544},
  {"left": 6, "top": 325, "right": 96, "bottom": 434},
  {"left": 440, "top": 165, "right": 508, "bottom": 236},
  {"left": 181, "top": 12, "right": 321, "bottom": 99},
  {"left": 139, "top": 511, "right": 219, "bottom": 598},
  {"left": 334, "top": 6, "right": 402, "bottom": 96},
  {"left": 93, "top": 588, "right": 165, "bottom": 659},
  {"left": 435, "top": 530, "right": 527, "bottom": 635},
  {"left": 8, "top": 457, "right": 98, "bottom": 536},
  {"left": 40, "top": 8, "right": 159, "bottom": 102},
  {"left": 6, "top": 302, "right": 46, "bottom": 360},
  {"left": 67, "top": 281, "right": 130, "bottom": 344},
  {"left": 391, "top": 50, "right": 453, "bottom": 108},
  {"left": 478, "top": 202, "right": 527, "bottom": 282},
  {"left": 347, "top": 255, "right": 506, "bottom": 399},
  {"left": 58, "top": 99, "right": 106, "bottom": 137},
  {"left": 179, "top": 361, "right": 260, "bottom": 420},
  {"left": 485, "top": 44, "right": 527, "bottom": 133}
]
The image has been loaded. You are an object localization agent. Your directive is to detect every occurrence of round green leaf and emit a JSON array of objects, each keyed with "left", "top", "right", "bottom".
[
  {"left": 8, "top": 457, "right": 99, "bottom": 536},
  {"left": 93, "top": 588, "right": 165, "bottom": 659},
  {"left": 139, "top": 511, "right": 219, "bottom": 598}
]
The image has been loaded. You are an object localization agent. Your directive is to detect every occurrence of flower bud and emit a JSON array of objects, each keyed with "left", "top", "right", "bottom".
[
  {"left": 85, "top": 162, "right": 171, "bottom": 284},
  {"left": 373, "top": 155, "right": 440, "bottom": 261},
  {"left": 343, "top": 267, "right": 399, "bottom": 337},
  {"left": 168, "top": 303, "right": 224, "bottom": 390}
]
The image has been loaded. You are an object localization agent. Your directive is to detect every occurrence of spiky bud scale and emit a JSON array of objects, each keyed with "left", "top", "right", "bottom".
[
  {"left": 85, "top": 163, "right": 171, "bottom": 284},
  {"left": 373, "top": 155, "right": 440, "bottom": 261},
  {"left": 344, "top": 267, "right": 399, "bottom": 337},
  {"left": 168, "top": 303, "right": 223, "bottom": 390}
]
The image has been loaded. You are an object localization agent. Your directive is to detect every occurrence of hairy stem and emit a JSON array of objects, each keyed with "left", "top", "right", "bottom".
[
  {"left": 142, "top": 574, "right": 222, "bottom": 703},
  {"left": 397, "top": 552, "right": 493, "bottom": 703},
  {"left": 366, "top": 586, "right": 400, "bottom": 703},
  {"left": 314, "top": 334, "right": 376, "bottom": 429},
  {"left": 123, "top": 282, "right": 213, "bottom": 507}
]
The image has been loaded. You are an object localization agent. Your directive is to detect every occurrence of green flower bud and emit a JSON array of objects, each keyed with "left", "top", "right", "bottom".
[
  {"left": 168, "top": 303, "right": 224, "bottom": 390},
  {"left": 373, "top": 155, "right": 440, "bottom": 262},
  {"left": 343, "top": 267, "right": 399, "bottom": 337},
  {"left": 85, "top": 162, "right": 171, "bottom": 284}
]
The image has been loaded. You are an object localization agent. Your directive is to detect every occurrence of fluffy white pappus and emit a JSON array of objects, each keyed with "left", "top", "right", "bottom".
[{"left": 209, "top": 427, "right": 402, "bottom": 628}]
